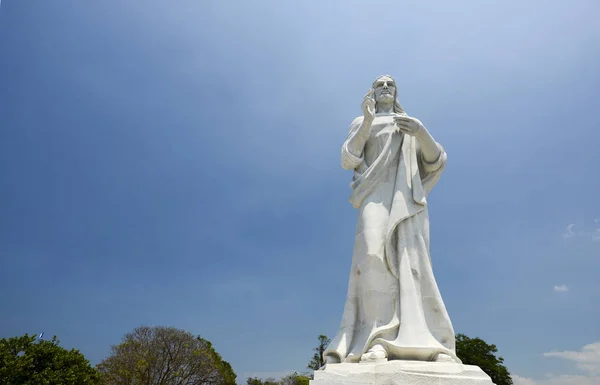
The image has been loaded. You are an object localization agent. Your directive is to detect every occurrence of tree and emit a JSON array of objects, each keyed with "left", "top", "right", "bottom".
[
  {"left": 456, "top": 333, "right": 513, "bottom": 385},
  {"left": 307, "top": 335, "right": 330, "bottom": 371},
  {"left": 246, "top": 377, "right": 279, "bottom": 385},
  {"left": 280, "top": 372, "right": 310, "bottom": 385},
  {"left": 246, "top": 372, "right": 309, "bottom": 385},
  {"left": 0, "top": 333, "right": 102, "bottom": 385},
  {"left": 98, "top": 326, "right": 236, "bottom": 385}
]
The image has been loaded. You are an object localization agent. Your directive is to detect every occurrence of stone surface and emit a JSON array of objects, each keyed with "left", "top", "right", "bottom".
[
  {"left": 311, "top": 361, "right": 495, "bottom": 385},
  {"left": 325, "top": 75, "right": 458, "bottom": 364},
  {"left": 318, "top": 75, "right": 496, "bottom": 384}
]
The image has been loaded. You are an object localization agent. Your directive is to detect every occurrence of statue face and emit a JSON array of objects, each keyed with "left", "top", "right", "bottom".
[{"left": 373, "top": 76, "right": 396, "bottom": 104}]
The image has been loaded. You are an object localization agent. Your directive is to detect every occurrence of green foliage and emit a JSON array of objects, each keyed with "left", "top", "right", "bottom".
[
  {"left": 246, "top": 377, "right": 264, "bottom": 385},
  {"left": 247, "top": 372, "right": 310, "bottom": 385},
  {"left": 246, "top": 377, "right": 279, "bottom": 385},
  {"left": 307, "top": 335, "right": 330, "bottom": 371},
  {"left": 97, "top": 325, "right": 236, "bottom": 385},
  {"left": 0, "top": 333, "right": 102, "bottom": 385},
  {"left": 456, "top": 333, "right": 513, "bottom": 385},
  {"left": 280, "top": 372, "right": 310, "bottom": 385}
]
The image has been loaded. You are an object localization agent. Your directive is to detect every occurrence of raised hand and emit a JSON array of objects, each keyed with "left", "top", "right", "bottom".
[
  {"left": 393, "top": 115, "right": 424, "bottom": 137},
  {"left": 361, "top": 89, "right": 376, "bottom": 121}
]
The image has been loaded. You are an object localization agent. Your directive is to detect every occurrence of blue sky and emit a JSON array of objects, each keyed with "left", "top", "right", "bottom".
[{"left": 1, "top": 1, "right": 599, "bottom": 384}]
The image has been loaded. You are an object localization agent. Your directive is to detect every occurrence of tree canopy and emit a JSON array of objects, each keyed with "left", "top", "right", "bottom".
[
  {"left": 307, "top": 335, "right": 330, "bottom": 371},
  {"left": 0, "top": 333, "right": 102, "bottom": 385},
  {"left": 247, "top": 372, "right": 310, "bottom": 385},
  {"left": 456, "top": 333, "right": 513, "bottom": 385},
  {"left": 97, "top": 326, "right": 236, "bottom": 385}
]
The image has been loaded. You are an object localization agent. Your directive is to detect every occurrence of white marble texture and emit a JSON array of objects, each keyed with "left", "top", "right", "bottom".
[
  {"left": 324, "top": 75, "right": 458, "bottom": 365},
  {"left": 311, "top": 361, "right": 495, "bottom": 385}
]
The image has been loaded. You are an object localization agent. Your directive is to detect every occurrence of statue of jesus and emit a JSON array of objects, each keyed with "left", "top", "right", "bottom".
[{"left": 324, "top": 75, "right": 460, "bottom": 365}]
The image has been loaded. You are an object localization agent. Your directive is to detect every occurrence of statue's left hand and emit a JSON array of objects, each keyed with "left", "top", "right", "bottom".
[{"left": 393, "top": 116, "right": 425, "bottom": 137}]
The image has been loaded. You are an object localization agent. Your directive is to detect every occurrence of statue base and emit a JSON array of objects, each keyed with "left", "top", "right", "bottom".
[{"left": 311, "top": 360, "right": 496, "bottom": 385}]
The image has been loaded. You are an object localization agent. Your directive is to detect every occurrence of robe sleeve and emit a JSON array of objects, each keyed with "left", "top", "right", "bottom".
[
  {"left": 418, "top": 141, "right": 447, "bottom": 174},
  {"left": 341, "top": 117, "right": 365, "bottom": 170},
  {"left": 417, "top": 141, "right": 447, "bottom": 196}
]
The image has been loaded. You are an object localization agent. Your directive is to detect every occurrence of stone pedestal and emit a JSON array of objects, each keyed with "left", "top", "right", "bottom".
[{"left": 311, "top": 360, "right": 496, "bottom": 385}]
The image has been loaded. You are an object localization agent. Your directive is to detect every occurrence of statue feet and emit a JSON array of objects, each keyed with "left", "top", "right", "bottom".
[
  {"left": 343, "top": 353, "right": 358, "bottom": 363},
  {"left": 323, "top": 355, "right": 339, "bottom": 367},
  {"left": 360, "top": 344, "right": 388, "bottom": 362},
  {"left": 435, "top": 353, "right": 455, "bottom": 362}
]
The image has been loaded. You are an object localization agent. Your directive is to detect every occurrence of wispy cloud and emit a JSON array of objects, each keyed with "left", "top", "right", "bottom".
[
  {"left": 562, "top": 221, "right": 600, "bottom": 242},
  {"left": 563, "top": 224, "right": 576, "bottom": 239},
  {"left": 593, "top": 219, "right": 600, "bottom": 242},
  {"left": 544, "top": 342, "right": 600, "bottom": 374},
  {"left": 513, "top": 373, "right": 600, "bottom": 385},
  {"left": 513, "top": 342, "right": 600, "bottom": 385},
  {"left": 553, "top": 284, "right": 569, "bottom": 293},
  {"left": 513, "top": 375, "right": 538, "bottom": 385}
]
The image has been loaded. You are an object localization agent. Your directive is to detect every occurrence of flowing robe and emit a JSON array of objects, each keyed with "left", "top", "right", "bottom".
[{"left": 324, "top": 114, "right": 459, "bottom": 364}]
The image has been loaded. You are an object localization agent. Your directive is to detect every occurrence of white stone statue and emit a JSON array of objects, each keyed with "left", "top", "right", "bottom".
[
  {"left": 324, "top": 75, "right": 458, "bottom": 365},
  {"left": 313, "top": 75, "right": 496, "bottom": 385}
]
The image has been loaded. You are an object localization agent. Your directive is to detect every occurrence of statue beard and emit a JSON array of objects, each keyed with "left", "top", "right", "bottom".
[
  {"left": 376, "top": 94, "right": 396, "bottom": 112},
  {"left": 374, "top": 91, "right": 406, "bottom": 116}
]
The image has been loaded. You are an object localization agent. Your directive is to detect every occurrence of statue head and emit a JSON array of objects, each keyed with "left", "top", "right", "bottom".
[{"left": 372, "top": 75, "right": 406, "bottom": 115}]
